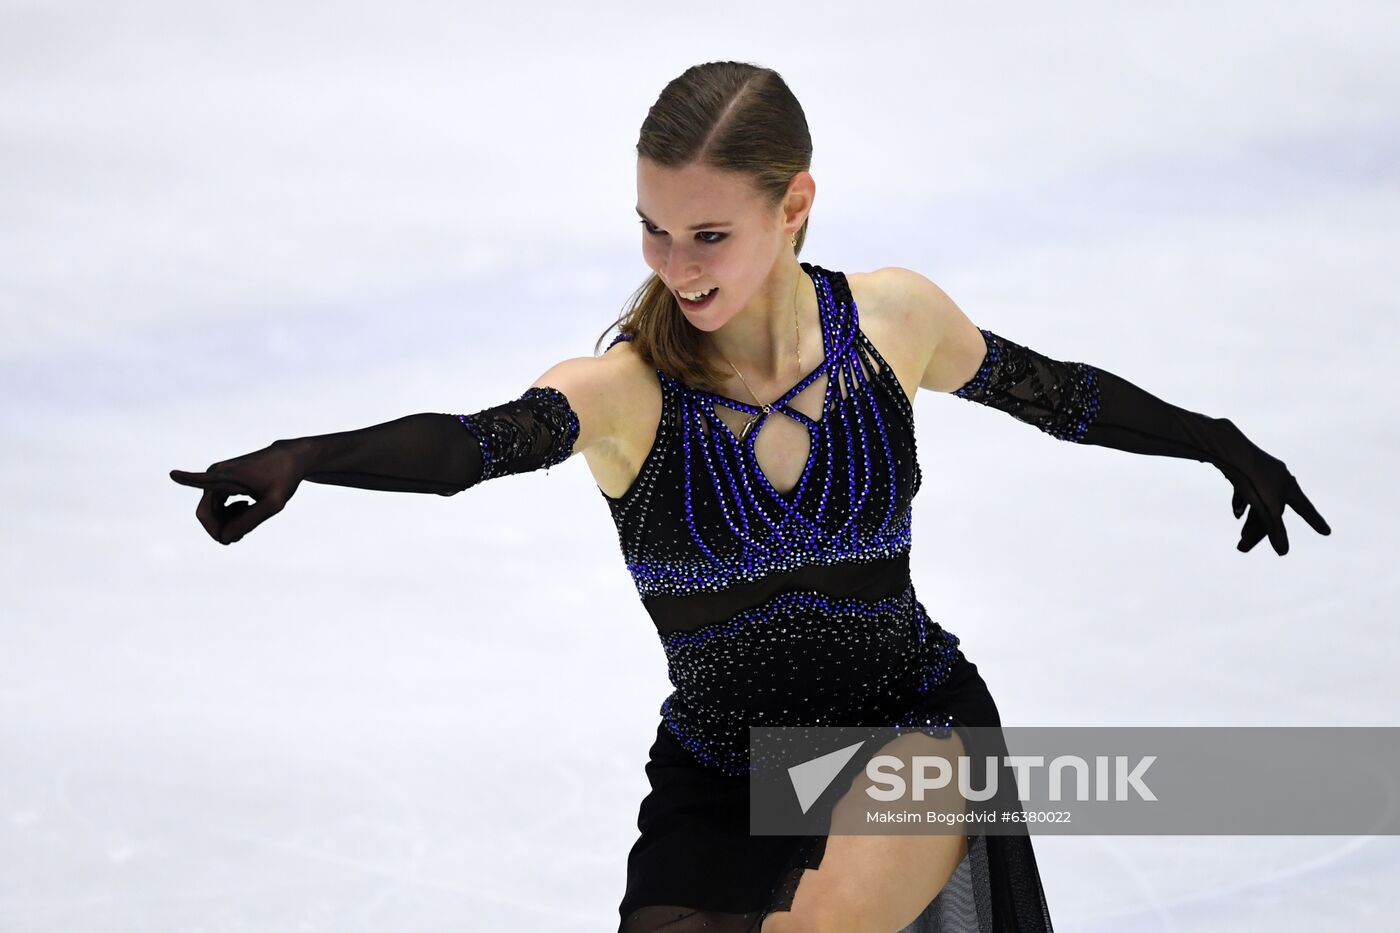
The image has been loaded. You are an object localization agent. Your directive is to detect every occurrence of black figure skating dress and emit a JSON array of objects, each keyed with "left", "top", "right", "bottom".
[{"left": 599, "top": 263, "right": 1056, "bottom": 932}]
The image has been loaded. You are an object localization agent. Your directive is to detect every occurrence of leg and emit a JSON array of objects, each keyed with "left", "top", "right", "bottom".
[{"left": 762, "top": 730, "right": 971, "bottom": 933}]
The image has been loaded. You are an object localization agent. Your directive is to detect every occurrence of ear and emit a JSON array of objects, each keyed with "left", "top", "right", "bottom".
[{"left": 782, "top": 170, "right": 816, "bottom": 232}]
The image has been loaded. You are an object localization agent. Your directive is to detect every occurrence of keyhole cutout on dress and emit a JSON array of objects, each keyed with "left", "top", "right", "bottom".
[{"left": 701, "top": 339, "right": 883, "bottom": 499}]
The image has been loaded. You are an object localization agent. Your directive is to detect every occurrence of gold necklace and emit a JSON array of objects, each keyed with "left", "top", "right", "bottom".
[{"left": 719, "top": 266, "right": 802, "bottom": 442}]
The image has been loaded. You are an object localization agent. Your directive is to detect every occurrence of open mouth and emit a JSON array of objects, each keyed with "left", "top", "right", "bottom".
[{"left": 677, "top": 287, "right": 718, "bottom": 310}]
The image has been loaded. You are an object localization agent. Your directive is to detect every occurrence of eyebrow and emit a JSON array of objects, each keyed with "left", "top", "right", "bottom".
[{"left": 635, "top": 207, "right": 732, "bottom": 231}]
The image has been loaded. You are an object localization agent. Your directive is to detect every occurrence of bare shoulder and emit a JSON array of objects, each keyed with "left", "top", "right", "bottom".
[
  {"left": 529, "top": 337, "right": 662, "bottom": 499},
  {"left": 849, "top": 266, "right": 988, "bottom": 396}
]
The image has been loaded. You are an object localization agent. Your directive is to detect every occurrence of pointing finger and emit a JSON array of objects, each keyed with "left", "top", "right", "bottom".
[
  {"left": 170, "top": 469, "right": 213, "bottom": 488},
  {"left": 1286, "top": 478, "right": 1331, "bottom": 537}
]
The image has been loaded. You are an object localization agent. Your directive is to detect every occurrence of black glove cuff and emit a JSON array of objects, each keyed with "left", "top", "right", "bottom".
[
  {"left": 452, "top": 386, "right": 581, "bottom": 483},
  {"left": 952, "top": 328, "right": 1101, "bottom": 442}
]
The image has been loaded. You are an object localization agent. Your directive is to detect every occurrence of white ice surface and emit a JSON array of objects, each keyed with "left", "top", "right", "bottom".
[{"left": 3, "top": 1, "right": 1398, "bottom": 930}]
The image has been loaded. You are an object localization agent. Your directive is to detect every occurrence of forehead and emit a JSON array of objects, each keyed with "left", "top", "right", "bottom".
[{"left": 635, "top": 158, "right": 757, "bottom": 215}]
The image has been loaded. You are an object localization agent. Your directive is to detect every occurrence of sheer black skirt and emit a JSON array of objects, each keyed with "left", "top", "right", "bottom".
[{"left": 618, "top": 651, "right": 1055, "bottom": 932}]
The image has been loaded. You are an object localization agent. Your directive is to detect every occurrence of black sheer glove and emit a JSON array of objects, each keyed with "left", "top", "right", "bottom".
[
  {"left": 170, "top": 386, "right": 580, "bottom": 545},
  {"left": 952, "top": 328, "right": 1330, "bottom": 555}
]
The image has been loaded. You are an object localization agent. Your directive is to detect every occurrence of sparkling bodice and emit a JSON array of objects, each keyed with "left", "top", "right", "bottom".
[{"left": 601, "top": 262, "right": 959, "bottom": 775}]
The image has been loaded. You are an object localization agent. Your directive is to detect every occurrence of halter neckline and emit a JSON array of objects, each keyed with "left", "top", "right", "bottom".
[{"left": 685, "top": 261, "right": 830, "bottom": 421}]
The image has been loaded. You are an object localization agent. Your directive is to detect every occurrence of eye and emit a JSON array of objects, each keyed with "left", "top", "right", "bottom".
[{"left": 639, "top": 220, "right": 727, "bottom": 244}]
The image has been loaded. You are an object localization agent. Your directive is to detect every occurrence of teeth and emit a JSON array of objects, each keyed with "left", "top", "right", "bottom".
[{"left": 679, "top": 287, "right": 716, "bottom": 301}]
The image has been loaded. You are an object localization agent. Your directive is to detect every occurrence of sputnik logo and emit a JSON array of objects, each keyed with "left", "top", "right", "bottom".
[{"left": 787, "top": 741, "right": 867, "bottom": 814}]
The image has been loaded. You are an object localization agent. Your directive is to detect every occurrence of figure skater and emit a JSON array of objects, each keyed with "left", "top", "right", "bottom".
[{"left": 170, "top": 61, "right": 1330, "bottom": 933}]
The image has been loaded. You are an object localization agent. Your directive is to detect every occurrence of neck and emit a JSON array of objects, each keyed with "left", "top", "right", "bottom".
[{"left": 706, "top": 258, "right": 812, "bottom": 382}]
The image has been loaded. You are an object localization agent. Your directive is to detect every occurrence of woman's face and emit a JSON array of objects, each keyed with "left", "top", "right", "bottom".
[{"left": 636, "top": 157, "right": 804, "bottom": 332}]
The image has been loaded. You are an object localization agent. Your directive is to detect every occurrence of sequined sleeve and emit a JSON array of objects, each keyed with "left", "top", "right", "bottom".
[
  {"left": 452, "top": 385, "right": 581, "bottom": 483},
  {"left": 952, "top": 328, "right": 1102, "bottom": 442}
]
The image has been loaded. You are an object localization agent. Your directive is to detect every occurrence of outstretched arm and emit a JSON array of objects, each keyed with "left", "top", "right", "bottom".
[
  {"left": 283, "top": 386, "right": 580, "bottom": 494},
  {"left": 171, "top": 356, "right": 615, "bottom": 545},
  {"left": 882, "top": 267, "right": 1331, "bottom": 556}
]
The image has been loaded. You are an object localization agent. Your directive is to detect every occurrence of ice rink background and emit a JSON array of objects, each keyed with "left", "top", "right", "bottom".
[{"left": 3, "top": 1, "right": 1398, "bottom": 929}]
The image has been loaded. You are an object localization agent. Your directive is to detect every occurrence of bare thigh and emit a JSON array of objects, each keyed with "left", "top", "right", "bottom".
[{"left": 763, "top": 730, "right": 970, "bottom": 933}]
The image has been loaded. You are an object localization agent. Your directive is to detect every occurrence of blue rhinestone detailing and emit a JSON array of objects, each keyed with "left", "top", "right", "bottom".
[
  {"left": 603, "top": 265, "right": 921, "bottom": 601},
  {"left": 953, "top": 328, "right": 1101, "bottom": 442},
  {"left": 454, "top": 385, "right": 580, "bottom": 480}
]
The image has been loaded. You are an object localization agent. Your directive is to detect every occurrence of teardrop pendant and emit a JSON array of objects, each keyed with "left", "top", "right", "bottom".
[{"left": 740, "top": 405, "right": 772, "bottom": 442}]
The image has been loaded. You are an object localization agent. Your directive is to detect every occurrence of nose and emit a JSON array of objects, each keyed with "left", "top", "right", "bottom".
[{"left": 660, "top": 244, "right": 700, "bottom": 288}]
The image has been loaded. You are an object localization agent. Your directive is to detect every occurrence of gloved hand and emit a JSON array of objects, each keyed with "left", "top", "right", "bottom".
[
  {"left": 1221, "top": 438, "right": 1322, "bottom": 556},
  {"left": 953, "top": 328, "right": 1331, "bottom": 556},
  {"left": 170, "top": 386, "right": 579, "bottom": 545},
  {"left": 169, "top": 439, "right": 309, "bottom": 546},
  {"left": 1082, "top": 369, "right": 1331, "bottom": 556}
]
